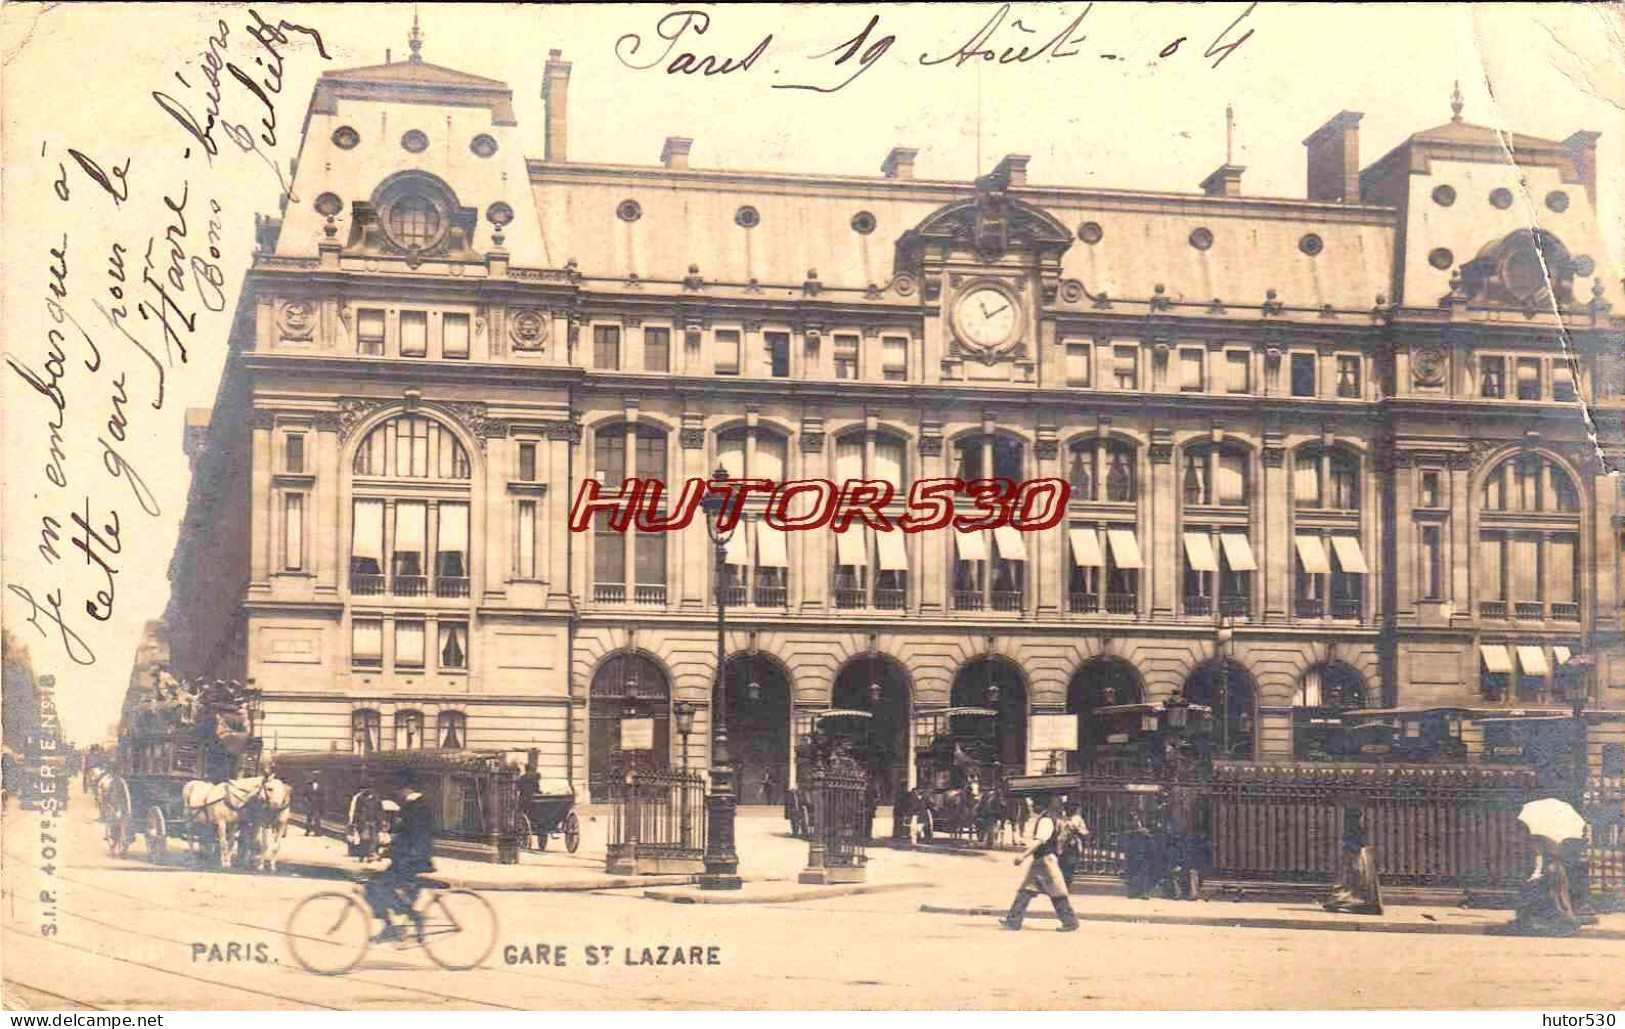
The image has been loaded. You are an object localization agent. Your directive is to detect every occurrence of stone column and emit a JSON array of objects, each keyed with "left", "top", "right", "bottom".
[
  {"left": 1261, "top": 441, "right": 1288, "bottom": 621},
  {"left": 798, "top": 420, "right": 828, "bottom": 612},
  {"left": 249, "top": 416, "right": 274, "bottom": 584},
  {"left": 919, "top": 430, "right": 947, "bottom": 615},
  {"left": 680, "top": 421, "right": 710, "bottom": 611},
  {"left": 545, "top": 427, "right": 573, "bottom": 607},
  {"left": 1035, "top": 433, "right": 1061, "bottom": 616},
  {"left": 1149, "top": 433, "right": 1176, "bottom": 619}
]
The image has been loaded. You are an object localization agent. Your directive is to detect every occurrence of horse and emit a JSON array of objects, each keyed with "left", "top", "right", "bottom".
[
  {"left": 346, "top": 787, "right": 388, "bottom": 862},
  {"left": 250, "top": 776, "right": 293, "bottom": 872},
  {"left": 927, "top": 781, "right": 983, "bottom": 843},
  {"left": 181, "top": 774, "right": 274, "bottom": 868}
]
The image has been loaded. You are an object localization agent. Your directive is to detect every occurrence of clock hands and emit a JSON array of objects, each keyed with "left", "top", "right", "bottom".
[{"left": 985, "top": 302, "right": 1009, "bottom": 319}]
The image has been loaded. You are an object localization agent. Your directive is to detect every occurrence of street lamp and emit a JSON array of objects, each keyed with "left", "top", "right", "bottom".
[
  {"left": 1215, "top": 617, "right": 1235, "bottom": 758},
  {"left": 699, "top": 464, "right": 743, "bottom": 889},
  {"left": 674, "top": 701, "right": 697, "bottom": 770}
]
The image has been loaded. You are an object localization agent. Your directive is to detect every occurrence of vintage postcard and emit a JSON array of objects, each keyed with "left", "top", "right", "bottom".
[{"left": 2, "top": 1, "right": 1623, "bottom": 1013}]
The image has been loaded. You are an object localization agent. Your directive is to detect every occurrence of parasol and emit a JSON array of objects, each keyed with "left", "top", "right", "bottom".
[{"left": 1517, "top": 797, "right": 1587, "bottom": 844}]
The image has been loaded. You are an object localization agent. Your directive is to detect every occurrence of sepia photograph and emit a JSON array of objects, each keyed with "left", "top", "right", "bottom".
[{"left": 1, "top": 0, "right": 1622, "bottom": 1015}]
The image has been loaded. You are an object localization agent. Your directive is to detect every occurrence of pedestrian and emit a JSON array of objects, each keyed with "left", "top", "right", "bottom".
[
  {"left": 1323, "top": 803, "right": 1383, "bottom": 915},
  {"left": 1000, "top": 794, "right": 1080, "bottom": 932},
  {"left": 760, "top": 766, "right": 776, "bottom": 807},
  {"left": 1058, "top": 800, "right": 1089, "bottom": 884},
  {"left": 304, "top": 773, "right": 323, "bottom": 836}
]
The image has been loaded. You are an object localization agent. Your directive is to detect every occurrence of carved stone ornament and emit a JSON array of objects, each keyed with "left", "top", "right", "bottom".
[
  {"left": 545, "top": 421, "right": 583, "bottom": 444},
  {"left": 312, "top": 411, "right": 344, "bottom": 433},
  {"left": 1149, "top": 442, "right": 1174, "bottom": 465},
  {"left": 1411, "top": 343, "right": 1447, "bottom": 386},
  {"left": 801, "top": 431, "right": 825, "bottom": 454},
  {"left": 277, "top": 299, "right": 317, "bottom": 341},
  {"left": 918, "top": 436, "right": 943, "bottom": 457},
  {"left": 1035, "top": 439, "right": 1060, "bottom": 460},
  {"left": 1059, "top": 280, "right": 1085, "bottom": 304},
  {"left": 680, "top": 428, "right": 706, "bottom": 450},
  {"left": 1261, "top": 446, "right": 1285, "bottom": 469},
  {"left": 510, "top": 308, "right": 549, "bottom": 351},
  {"left": 335, "top": 398, "right": 393, "bottom": 441}
]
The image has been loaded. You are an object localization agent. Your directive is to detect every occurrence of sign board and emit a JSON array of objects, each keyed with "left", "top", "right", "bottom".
[
  {"left": 620, "top": 718, "right": 655, "bottom": 751},
  {"left": 1030, "top": 714, "right": 1078, "bottom": 751}
]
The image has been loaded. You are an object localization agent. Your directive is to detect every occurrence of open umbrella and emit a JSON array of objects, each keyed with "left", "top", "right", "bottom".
[{"left": 1517, "top": 798, "right": 1587, "bottom": 844}]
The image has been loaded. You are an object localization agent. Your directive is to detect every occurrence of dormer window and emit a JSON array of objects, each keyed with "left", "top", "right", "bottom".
[{"left": 389, "top": 196, "right": 441, "bottom": 249}]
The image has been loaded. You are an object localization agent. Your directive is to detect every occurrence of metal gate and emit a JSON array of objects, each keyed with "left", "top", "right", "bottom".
[
  {"left": 606, "top": 768, "right": 706, "bottom": 874},
  {"left": 799, "top": 766, "right": 869, "bottom": 884}
]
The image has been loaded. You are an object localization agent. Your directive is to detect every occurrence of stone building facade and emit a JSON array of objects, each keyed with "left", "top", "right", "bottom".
[{"left": 163, "top": 44, "right": 1625, "bottom": 798}]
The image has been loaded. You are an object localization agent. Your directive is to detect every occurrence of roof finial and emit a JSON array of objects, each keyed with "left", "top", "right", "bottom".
[
  {"left": 1225, "top": 103, "right": 1235, "bottom": 164},
  {"left": 408, "top": 7, "right": 423, "bottom": 63},
  {"left": 1450, "top": 80, "right": 1464, "bottom": 123}
]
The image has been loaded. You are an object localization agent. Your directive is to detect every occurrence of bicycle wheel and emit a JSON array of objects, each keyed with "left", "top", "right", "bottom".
[
  {"left": 417, "top": 889, "right": 497, "bottom": 971},
  {"left": 285, "top": 891, "right": 370, "bottom": 976}
]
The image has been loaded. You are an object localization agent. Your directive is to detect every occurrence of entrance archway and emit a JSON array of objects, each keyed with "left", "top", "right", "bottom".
[
  {"left": 1066, "top": 657, "right": 1144, "bottom": 770},
  {"left": 588, "top": 652, "right": 670, "bottom": 801},
  {"left": 831, "top": 654, "right": 911, "bottom": 806},
  {"left": 1293, "top": 661, "right": 1365, "bottom": 760},
  {"left": 1181, "top": 658, "right": 1257, "bottom": 760},
  {"left": 723, "top": 653, "right": 792, "bottom": 807},
  {"left": 950, "top": 656, "right": 1028, "bottom": 774}
]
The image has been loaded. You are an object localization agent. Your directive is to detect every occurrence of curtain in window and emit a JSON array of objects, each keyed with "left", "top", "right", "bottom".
[
  {"left": 1510, "top": 534, "right": 1539, "bottom": 601},
  {"left": 443, "top": 313, "right": 470, "bottom": 358},
  {"left": 835, "top": 436, "right": 864, "bottom": 484},
  {"left": 396, "top": 711, "right": 423, "bottom": 750},
  {"left": 352, "top": 620, "right": 382, "bottom": 662},
  {"left": 1180, "top": 351, "right": 1203, "bottom": 389},
  {"left": 874, "top": 438, "right": 904, "bottom": 493},
  {"left": 352, "top": 710, "right": 381, "bottom": 754},
  {"left": 439, "top": 623, "right": 468, "bottom": 669},
  {"left": 1548, "top": 536, "right": 1576, "bottom": 603},
  {"left": 439, "top": 712, "right": 465, "bottom": 750},
  {"left": 1066, "top": 344, "right": 1090, "bottom": 384},
  {"left": 1216, "top": 452, "right": 1246, "bottom": 504},
  {"left": 756, "top": 435, "right": 787, "bottom": 483},
  {"left": 1296, "top": 669, "right": 1323, "bottom": 707},
  {"left": 1479, "top": 534, "right": 1504, "bottom": 600},
  {"left": 396, "top": 621, "right": 426, "bottom": 666},
  {"left": 1106, "top": 447, "right": 1133, "bottom": 501},
  {"left": 395, "top": 502, "right": 427, "bottom": 576},
  {"left": 351, "top": 500, "right": 384, "bottom": 573},
  {"left": 515, "top": 500, "right": 537, "bottom": 577},
  {"left": 1225, "top": 352, "right": 1249, "bottom": 393},
  {"left": 399, "top": 312, "right": 427, "bottom": 356},
  {"left": 1068, "top": 446, "right": 1093, "bottom": 497},
  {"left": 437, "top": 502, "right": 468, "bottom": 578},
  {"left": 882, "top": 337, "right": 907, "bottom": 375},
  {"left": 1294, "top": 453, "right": 1321, "bottom": 504},
  {"left": 717, "top": 432, "right": 746, "bottom": 480}
]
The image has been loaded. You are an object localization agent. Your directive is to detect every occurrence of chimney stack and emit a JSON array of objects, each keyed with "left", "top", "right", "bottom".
[
  {"left": 1562, "top": 131, "right": 1600, "bottom": 196},
  {"left": 994, "top": 153, "right": 1030, "bottom": 186},
  {"left": 1199, "top": 164, "right": 1245, "bottom": 197},
  {"left": 881, "top": 146, "right": 917, "bottom": 180},
  {"left": 1303, "top": 111, "right": 1363, "bottom": 202},
  {"left": 660, "top": 136, "right": 693, "bottom": 170},
  {"left": 543, "top": 49, "right": 571, "bottom": 163}
]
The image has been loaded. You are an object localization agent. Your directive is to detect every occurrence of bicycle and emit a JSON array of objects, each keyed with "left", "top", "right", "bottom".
[{"left": 284, "top": 879, "right": 497, "bottom": 975}]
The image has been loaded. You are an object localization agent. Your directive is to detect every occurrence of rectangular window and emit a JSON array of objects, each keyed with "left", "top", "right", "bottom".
[
  {"left": 351, "top": 498, "right": 385, "bottom": 580},
  {"left": 399, "top": 311, "right": 428, "bottom": 357},
  {"left": 1336, "top": 355, "right": 1360, "bottom": 398},
  {"left": 1516, "top": 358, "right": 1541, "bottom": 400},
  {"left": 283, "top": 493, "right": 304, "bottom": 571},
  {"left": 643, "top": 327, "right": 670, "bottom": 373},
  {"left": 442, "top": 313, "right": 470, "bottom": 359},
  {"left": 352, "top": 619, "right": 383, "bottom": 667},
  {"left": 395, "top": 620, "right": 426, "bottom": 668},
  {"left": 435, "top": 502, "right": 469, "bottom": 591},
  {"left": 1420, "top": 471, "right": 1442, "bottom": 508},
  {"left": 1481, "top": 356, "right": 1506, "bottom": 398},
  {"left": 1113, "top": 346, "right": 1137, "bottom": 390},
  {"left": 882, "top": 336, "right": 908, "bottom": 381},
  {"left": 1179, "top": 349, "right": 1204, "bottom": 391},
  {"left": 357, "top": 309, "right": 385, "bottom": 355},
  {"left": 518, "top": 442, "right": 537, "bottom": 482},
  {"left": 1225, "top": 351, "right": 1250, "bottom": 394},
  {"left": 593, "top": 511, "right": 625, "bottom": 586},
  {"left": 1290, "top": 354, "right": 1316, "bottom": 397},
  {"left": 1064, "top": 343, "right": 1092, "bottom": 386},
  {"left": 1422, "top": 526, "right": 1442, "bottom": 600},
  {"left": 437, "top": 622, "right": 468, "bottom": 670},
  {"left": 515, "top": 499, "right": 538, "bottom": 578},
  {"left": 1552, "top": 361, "right": 1576, "bottom": 402},
  {"left": 834, "top": 334, "right": 860, "bottom": 380},
  {"left": 393, "top": 501, "right": 427, "bottom": 583},
  {"left": 285, "top": 433, "right": 305, "bottom": 474},
  {"left": 714, "top": 329, "right": 741, "bottom": 375},
  {"left": 766, "top": 332, "right": 791, "bottom": 378},
  {"left": 593, "top": 325, "right": 621, "bottom": 370},
  {"left": 635, "top": 531, "right": 667, "bottom": 586}
]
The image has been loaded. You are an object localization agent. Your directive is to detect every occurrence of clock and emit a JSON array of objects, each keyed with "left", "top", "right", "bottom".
[{"left": 953, "top": 285, "right": 1021, "bottom": 351}]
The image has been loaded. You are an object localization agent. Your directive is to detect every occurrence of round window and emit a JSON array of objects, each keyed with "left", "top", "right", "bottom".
[
  {"left": 1299, "top": 233, "right": 1324, "bottom": 256},
  {"left": 1503, "top": 242, "right": 1545, "bottom": 301},
  {"left": 1189, "top": 227, "right": 1213, "bottom": 251},
  {"left": 470, "top": 134, "right": 499, "bottom": 158},
  {"left": 486, "top": 201, "right": 514, "bottom": 228},
  {"left": 1489, "top": 187, "right": 1514, "bottom": 210},
  {"left": 388, "top": 196, "right": 442, "bottom": 249},
  {"left": 617, "top": 199, "right": 642, "bottom": 223},
  {"left": 401, "top": 130, "right": 429, "bottom": 154},
  {"left": 1431, "top": 184, "right": 1456, "bottom": 207},
  {"left": 735, "top": 206, "right": 761, "bottom": 229},
  {"left": 851, "top": 211, "right": 876, "bottom": 235},
  {"left": 332, "top": 126, "right": 360, "bottom": 150},
  {"left": 1079, "top": 221, "right": 1103, "bottom": 245},
  {"left": 1545, "top": 190, "right": 1569, "bottom": 213},
  {"left": 314, "top": 192, "right": 344, "bottom": 218},
  {"left": 1428, "top": 247, "right": 1454, "bottom": 270},
  {"left": 1574, "top": 255, "right": 1596, "bottom": 277}
]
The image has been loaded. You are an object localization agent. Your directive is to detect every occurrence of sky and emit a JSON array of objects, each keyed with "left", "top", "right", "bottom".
[{"left": 2, "top": 2, "right": 1621, "bottom": 743}]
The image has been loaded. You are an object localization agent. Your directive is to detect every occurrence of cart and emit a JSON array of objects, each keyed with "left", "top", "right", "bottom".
[{"left": 520, "top": 781, "right": 581, "bottom": 853}]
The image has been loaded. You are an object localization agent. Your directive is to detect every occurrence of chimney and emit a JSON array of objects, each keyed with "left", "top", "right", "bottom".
[
  {"left": 1303, "top": 111, "right": 1363, "bottom": 202},
  {"left": 1562, "top": 131, "right": 1599, "bottom": 194},
  {"left": 992, "top": 153, "right": 1030, "bottom": 186},
  {"left": 660, "top": 136, "right": 693, "bottom": 170},
  {"left": 1199, "top": 164, "right": 1245, "bottom": 197},
  {"left": 542, "top": 49, "right": 571, "bottom": 163},
  {"left": 881, "top": 146, "right": 917, "bottom": 180}
]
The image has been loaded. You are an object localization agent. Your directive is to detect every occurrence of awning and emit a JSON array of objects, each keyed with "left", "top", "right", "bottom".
[
  {"left": 1480, "top": 645, "right": 1512, "bottom": 674},
  {"left": 1295, "top": 536, "right": 1331, "bottom": 575},
  {"left": 992, "top": 524, "right": 1029, "bottom": 562},
  {"left": 724, "top": 525, "right": 751, "bottom": 566},
  {"left": 1517, "top": 646, "right": 1550, "bottom": 677},
  {"left": 755, "top": 521, "right": 788, "bottom": 568},
  {"left": 1183, "top": 532, "right": 1217, "bottom": 572},
  {"left": 954, "top": 529, "right": 988, "bottom": 562},
  {"left": 1068, "top": 528, "right": 1104, "bottom": 568},
  {"left": 875, "top": 529, "right": 909, "bottom": 571},
  {"left": 1331, "top": 536, "right": 1368, "bottom": 574},
  {"left": 1220, "top": 533, "right": 1257, "bottom": 572},
  {"left": 1106, "top": 530, "right": 1144, "bottom": 569},
  {"left": 1553, "top": 646, "right": 1572, "bottom": 666},
  {"left": 834, "top": 527, "right": 867, "bottom": 567}
]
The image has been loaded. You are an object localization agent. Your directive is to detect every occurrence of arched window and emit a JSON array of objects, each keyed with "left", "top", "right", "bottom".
[
  {"left": 349, "top": 413, "right": 473, "bottom": 600},
  {"left": 592, "top": 424, "right": 670, "bottom": 605},
  {"left": 1481, "top": 454, "right": 1579, "bottom": 513},
  {"left": 352, "top": 709, "right": 381, "bottom": 755},
  {"left": 1478, "top": 453, "right": 1583, "bottom": 626},
  {"left": 954, "top": 433, "right": 1024, "bottom": 482},
  {"left": 389, "top": 196, "right": 441, "bottom": 248},
  {"left": 1183, "top": 443, "right": 1249, "bottom": 506},
  {"left": 395, "top": 710, "right": 425, "bottom": 750},
  {"left": 1067, "top": 438, "right": 1137, "bottom": 502},
  {"left": 718, "top": 427, "right": 789, "bottom": 482},
  {"left": 594, "top": 424, "right": 667, "bottom": 485},
  {"left": 1294, "top": 445, "right": 1359, "bottom": 510},
  {"left": 437, "top": 710, "right": 467, "bottom": 750},
  {"left": 352, "top": 414, "right": 470, "bottom": 479},
  {"left": 1292, "top": 663, "right": 1364, "bottom": 761}
]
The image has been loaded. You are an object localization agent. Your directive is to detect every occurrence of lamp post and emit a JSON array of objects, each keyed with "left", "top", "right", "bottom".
[
  {"left": 699, "top": 465, "right": 743, "bottom": 889},
  {"left": 1215, "top": 617, "right": 1234, "bottom": 758},
  {"left": 674, "top": 701, "right": 697, "bottom": 847}
]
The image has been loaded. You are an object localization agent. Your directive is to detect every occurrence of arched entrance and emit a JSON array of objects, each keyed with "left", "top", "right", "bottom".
[
  {"left": 1181, "top": 658, "right": 1257, "bottom": 760},
  {"left": 723, "top": 653, "right": 792, "bottom": 807},
  {"left": 831, "top": 654, "right": 910, "bottom": 806},
  {"left": 1066, "top": 657, "right": 1144, "bottom": 770},
  {"left": 1293, "top": 661, "right": 1365, "bottom": 760},
  {"left": 950, "top": 656, "right": 1028, "bottom": 774},
  {"left": 588, "top": 652, "right": 671, "bottom": 801}
]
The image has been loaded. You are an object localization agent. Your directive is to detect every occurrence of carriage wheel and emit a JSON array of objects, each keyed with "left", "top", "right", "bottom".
[
  {"left": 146, "top": 806, "right": 168, "bottom": 859},
  {"left": 103, "top": 778, "right": 132, "bottom": 856},
  {"left": 535, "top": 815, "right": 549, "bottom": 851},
  {"left": 564, "top": 811, "right": 581, "bottom": 854},
  {"left": 519, "top": 814, "right": 536, "bottom": 850}
]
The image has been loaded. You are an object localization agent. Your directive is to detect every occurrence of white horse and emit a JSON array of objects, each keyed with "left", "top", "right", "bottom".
[
  {"left": 182, "top": 774, "right": 274, "bottom": 868},
  {"left": 251, "top": 776, "right": 293, "bottom": 872}
]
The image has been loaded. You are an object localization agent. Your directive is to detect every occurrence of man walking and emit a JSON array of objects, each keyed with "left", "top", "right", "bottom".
[
  {"left": 303, "top": 773, "right": 323, "bottom": 836},
  {"left": 1000, "top": 793, "right": 1080, "bottom": 932}
]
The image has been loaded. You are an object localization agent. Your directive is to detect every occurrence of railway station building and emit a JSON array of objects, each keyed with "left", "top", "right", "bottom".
[{"left": 163, "top": 37, "right": 1625, "bottom": 800}]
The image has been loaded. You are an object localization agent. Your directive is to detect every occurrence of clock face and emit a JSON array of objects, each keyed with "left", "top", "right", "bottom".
[{"left": 956, "top": 286, "right": 1019, "bottom": 350}]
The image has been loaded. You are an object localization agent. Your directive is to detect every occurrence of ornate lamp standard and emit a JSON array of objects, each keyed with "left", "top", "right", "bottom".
[
  {"left": 699, "top": 466, "right": 743, "bottom": 889},
  {"left": 1214, "top": 616, "right": 1235, "bottom": 757}
]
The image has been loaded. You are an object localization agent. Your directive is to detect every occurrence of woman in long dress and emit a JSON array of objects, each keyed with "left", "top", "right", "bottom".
[{"left": 1323, "top": 803, "right": 1383, "bottom": 914}]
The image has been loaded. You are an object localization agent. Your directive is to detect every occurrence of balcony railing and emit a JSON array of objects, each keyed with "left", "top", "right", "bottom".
[
  {"left": 393, "top": 575, "right": 428, "bottom": 597},
  {"left": 1330, "top": 598, "right": 1361, "bottom": 620},
  {"left": 1295, "top": 597, "right": 1325, "bottom": 619},
  {"left": 1105, "top": 592, "right": 1137, "bottom": 614},
  {"left": 719, "top": 585, "right": 748, "bottom": 607},
  {"left": 1219, "top": 593, "right": 1250, "bottom": 617},
  {"left": 874, "top": 588, "right": 906, "bottom": 611},
  {"left": 1068, "top": 592, "right": 1099, "bottom": 613},
  {"left": 1551, "top": 602, "right": 1580, "bottom": 622},
  {"left": 1480, "top": 600, "right": 1507, "bottom": 619},
  {"left": 835, "top": 588, "right": 868, "bottom": 610},
  {"left": 753, "top": 586, "right": 787, "bottom": 608},
  {"left": 991, "top": 590, "right": 1024, "bottom": 612},
  {"left": 1185, "top": 595, "right": 1213, "bottom": 617},
  {"left": 435, "top": 576, "right": 471, "bottom": 598},
  {"left": 953, "top": 590, "right": 984, "bottom": 612},
  {"left": 1514, "top": 602, "right": 1545, "bottom": 620},
  {"left": 594, "top": 583, "right": 627, "bottom": 604},
  {"left": 634, "top": 584, "right": 667, "bottom": 605},
  {"left": 350, "top": 573, "right": 386, "bottom": 595}
]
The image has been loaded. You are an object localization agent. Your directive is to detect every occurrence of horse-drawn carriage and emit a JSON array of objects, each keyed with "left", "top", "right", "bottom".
[
  {"left": 509, "top": 750, "right": 581, "bottom": 853},
  {"left": 785, "top": 710, "right": 876, "bottom": 839},
  {"left": 905, "top": 707, "right": 1007, "bottom": 844}
]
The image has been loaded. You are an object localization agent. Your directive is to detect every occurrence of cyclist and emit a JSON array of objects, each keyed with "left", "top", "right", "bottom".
[{"left": 364, "top": 772, "right": 436, "bottom": 943}]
